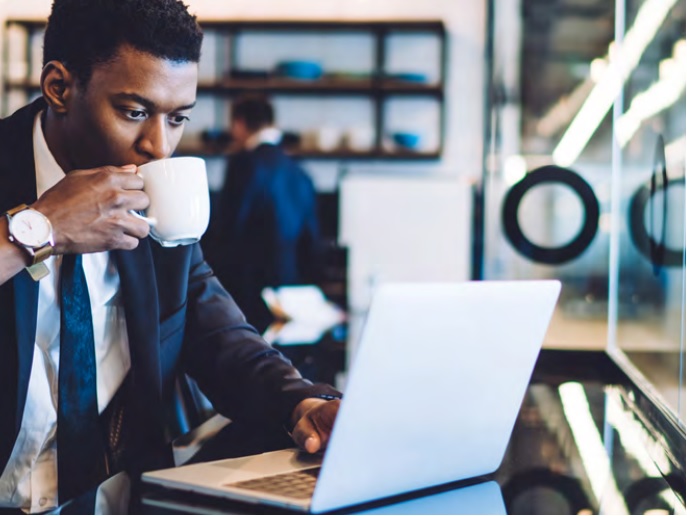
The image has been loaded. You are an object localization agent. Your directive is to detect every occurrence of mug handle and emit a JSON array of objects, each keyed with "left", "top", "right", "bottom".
[
  {"left": 129, "top": 210, "right": 157, "bottom": 226},
  {"left": 130, "top": 171, "right": 157, "bottom": 226}
]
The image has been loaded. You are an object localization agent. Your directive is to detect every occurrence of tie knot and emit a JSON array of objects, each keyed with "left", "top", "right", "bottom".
[{"left": 61, "top": 253, "right": 81, "bottom": 270}]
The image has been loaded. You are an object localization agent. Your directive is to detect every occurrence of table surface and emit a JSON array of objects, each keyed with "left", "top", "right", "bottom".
[{"left": 51, "top": 338, "right": 685, "bottom": 515}]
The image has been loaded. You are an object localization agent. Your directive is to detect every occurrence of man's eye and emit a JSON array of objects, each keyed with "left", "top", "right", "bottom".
[
  {"left": 126, "top": 109, "right": 147, "bottom": 120},
  {"left": 169, "top": 115, "right": 190, "bottom": 126}
]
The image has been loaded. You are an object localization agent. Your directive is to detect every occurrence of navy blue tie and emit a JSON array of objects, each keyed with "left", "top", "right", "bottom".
[{"left": 57, "top": 254, "right": 107, "bottom": 503}]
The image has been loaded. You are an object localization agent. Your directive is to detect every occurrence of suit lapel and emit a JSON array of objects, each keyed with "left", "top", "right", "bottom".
[
  {"left": 0, "top": 99, "right": 46, "bottom": 468},
  {"left": 13, "top": 271, "right": 39, "bottom": 425},
  {"left": 6, "top": 101, "right": 43, "bottom": 429},
  {"left": 114, "top": 241, "right": 162, "bottom": 407}
]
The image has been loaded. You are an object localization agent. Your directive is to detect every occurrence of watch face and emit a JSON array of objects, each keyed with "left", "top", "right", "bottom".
[{"left": 9, "top": 209, "right": 52, "bottom": 247}]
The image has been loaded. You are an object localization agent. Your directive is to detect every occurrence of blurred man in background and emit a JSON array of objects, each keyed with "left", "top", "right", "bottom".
[{"left": 205, "top": 95, "right": 321, "bottom": 332}]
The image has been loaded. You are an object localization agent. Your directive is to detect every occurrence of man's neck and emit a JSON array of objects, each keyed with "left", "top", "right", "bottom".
[{"left": 245, "top": 126, "right": 282, "bottom": 151}]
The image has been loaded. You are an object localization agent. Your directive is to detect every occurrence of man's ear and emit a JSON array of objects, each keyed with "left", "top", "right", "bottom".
[{"left": 40, "top": 61, "right": 76, "bottom": 114}]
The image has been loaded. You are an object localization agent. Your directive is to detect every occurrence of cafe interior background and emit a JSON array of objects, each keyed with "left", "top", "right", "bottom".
[{"left": 0, "top": 0, "right": 684, "bottom": 510}]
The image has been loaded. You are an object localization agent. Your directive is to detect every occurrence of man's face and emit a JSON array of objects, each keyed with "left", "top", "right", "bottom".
[
  {"left": 62, "top": 44, "right": 198, "bottom": 170},
  {"left": 229, "top": 117, "right": 251, "bottom": 150}
]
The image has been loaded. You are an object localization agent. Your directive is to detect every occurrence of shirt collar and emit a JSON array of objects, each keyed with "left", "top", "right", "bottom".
[
  {"left": 33, "top": 111, "right": 66, "bottom": 198},
  {"left": 245, "top": 126, "right": 283, "bottom": 151}
]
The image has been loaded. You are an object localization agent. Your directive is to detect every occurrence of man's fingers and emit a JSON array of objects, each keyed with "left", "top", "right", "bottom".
[
  {"left": 121, "top": 190, "right": 150, "bottom": 212},
  {"left": 123, "top": 216, "right": 151, "bottom": 240},
  {"left": 75, "top": 165, "right": 143, "bottom": 190},
  {"left": 118, "top": 234, "right": 142, "bottom": 251},
  {"left": 291, "top": 399, "right": 340, "bottom": 453},
  {"left": 292, "top": 416, "right": 321, "bottom": 453},
  {"left": 108, "top": 166, "right": 144, "bottom": 190}
]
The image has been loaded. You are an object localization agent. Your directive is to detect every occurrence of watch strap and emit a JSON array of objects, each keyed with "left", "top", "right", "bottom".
[
  {"left": 31, "top": 243, "right": 54, "bottom": 265},
  {"left": 5, "top": 203, "right": 30, "bottom": 217},
  {"left": 27, "top": 262, "right": 50, "bottom": 281}
]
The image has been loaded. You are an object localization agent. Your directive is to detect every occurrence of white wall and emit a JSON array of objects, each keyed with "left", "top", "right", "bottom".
[{"left": 0, "top": 0, "right": 487, "bottom": 185}]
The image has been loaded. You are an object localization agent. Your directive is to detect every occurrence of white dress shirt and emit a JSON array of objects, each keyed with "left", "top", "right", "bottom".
[{"left": 0, "top": 112, "right": 132, "bottom": 513}]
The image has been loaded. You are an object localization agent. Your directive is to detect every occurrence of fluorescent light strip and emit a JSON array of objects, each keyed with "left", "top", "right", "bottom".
[
  {"left": 537, "top": 79, "right": 596, "bottom": 138},
  {"left": 665, "top": 134, "right": 686, "bottom": 165},
  {"left": 558, "top": 382, "right": 629, "bottom": 514},
  {"left": 553, "top": 0, "right": 679, "bottom": 166},
  {"left": 616, "top": 63, "right": 687, "bottom": 147}
]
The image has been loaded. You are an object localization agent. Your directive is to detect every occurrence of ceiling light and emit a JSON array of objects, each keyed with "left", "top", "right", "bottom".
[
  {"left": 616, "top": 56, "right": 686, "bottom": 147},
  {"left": 553, "top": 0, "right": 679, "bottom": 167},
  {"left": 537, "top": 80, "right": 596, "bottom": 137},
  {"left": 658, "top": 57, "right": 678, "bottom": 80},
  {"left": 590, "top": 58, "right": 609, "bottom": 83},
  {"left": 665, "top": 134, "right": 685, "bottom": 165}
]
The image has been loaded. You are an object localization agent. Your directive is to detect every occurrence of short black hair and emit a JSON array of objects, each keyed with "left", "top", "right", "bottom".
[
  {"left": 43, "top": 0, "right": 203, "bottom": 85},
  {"left": 231, "top": 94, "right": 275, "bottom": 132}
]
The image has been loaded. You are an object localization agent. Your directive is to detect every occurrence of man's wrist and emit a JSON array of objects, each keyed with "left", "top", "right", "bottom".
[
  {"left": 1, "top": 216, "right": 31, "bottom": 267},
  {"left": 0, "top": 217, "right": 34, "bottom": 285}
]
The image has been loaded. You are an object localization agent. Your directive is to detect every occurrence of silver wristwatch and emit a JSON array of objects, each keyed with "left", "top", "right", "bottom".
[{"left": 5, "top": 204, "right": 55, "bottom": 281}]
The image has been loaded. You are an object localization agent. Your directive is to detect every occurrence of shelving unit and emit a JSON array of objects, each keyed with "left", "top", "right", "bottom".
[{"left": 2, "top": 18, "right": 447, "bottom": 161}]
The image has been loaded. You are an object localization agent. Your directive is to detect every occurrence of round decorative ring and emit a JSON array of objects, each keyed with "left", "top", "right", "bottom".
[
  {"left": 628, "top": 176, "right": 685, "bottom": 268},
  {"left": 502, "top": 165, "right": 600, "bottom": 265}
]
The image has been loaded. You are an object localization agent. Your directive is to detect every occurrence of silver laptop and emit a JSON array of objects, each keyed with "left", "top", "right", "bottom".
[{"left": 143, "top": 280, "right": 561, "bottom": 513}]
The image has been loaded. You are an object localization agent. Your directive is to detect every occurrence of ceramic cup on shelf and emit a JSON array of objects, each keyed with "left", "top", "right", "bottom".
[
  {"left": 316, "top": 126, "right": 342, "bottom": 152},
  {"left": 345, "top": 126, "right": 375, "bottom": 152},
  {"left": 132, "top": 157, "right": 210, "bottom": 247}
]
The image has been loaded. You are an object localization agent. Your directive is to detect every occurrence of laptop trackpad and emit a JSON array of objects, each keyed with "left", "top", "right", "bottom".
[{"left": 210, "top": 448, "right": 322, "bottom": 481}]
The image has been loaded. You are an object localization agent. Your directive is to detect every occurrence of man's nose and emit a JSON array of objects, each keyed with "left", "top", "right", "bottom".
[{"left": 137, "top": 117, "right": 171, "bottom": 160}]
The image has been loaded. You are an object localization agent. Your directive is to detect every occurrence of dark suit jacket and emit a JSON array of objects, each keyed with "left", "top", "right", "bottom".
[
  {"left": 204, "top": 143, "right": 321, "bottom": 331},
  {"left": 0, "top": 99, "right": 339, "bottom": 475}
]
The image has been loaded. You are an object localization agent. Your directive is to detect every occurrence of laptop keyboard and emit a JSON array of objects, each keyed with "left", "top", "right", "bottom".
[{"left": 224, "top": 467, "right": 321, "bottom": 499}]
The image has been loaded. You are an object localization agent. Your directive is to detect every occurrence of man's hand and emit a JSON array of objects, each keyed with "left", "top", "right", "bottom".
[
  {"left": 290, "top": 398, "right": 340, "bottom": 454},
  {"left": 31, "top": 165, "right": 151, "bottom": 254}
]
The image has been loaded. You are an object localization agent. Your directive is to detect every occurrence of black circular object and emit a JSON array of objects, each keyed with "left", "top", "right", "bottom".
[
  {"left": 502, "top": 468, "right": 591, "bottom": 514},
  {"left": 624, "top": 477, "right": 674, "bottom": 515},
  {"left": 502, "top": 165, "right": 600, "bottom": 265},
  {"left": 628, "top": 176, "right": 685, "bottom": 269}
]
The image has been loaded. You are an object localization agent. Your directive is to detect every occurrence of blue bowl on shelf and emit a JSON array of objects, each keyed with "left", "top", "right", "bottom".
[
  {"left": 275, "top": 60, "right": 323, "bottom": 80},
  {"left": 391, "top": 131, "right": 421, "bottom": 150},
  {"left": 386, "top": 72, "right": 428, "bottom": 83}
]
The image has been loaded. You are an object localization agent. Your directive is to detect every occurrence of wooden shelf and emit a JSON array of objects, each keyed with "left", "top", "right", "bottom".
[
  {"left": 197, "top": 20, "right": 446, "bottom": 33},
  {"left": 176, "top": 144, "right": 440, "bottom": 161},
  {"left": 198, "top": 78, "right": 442, "bottom": 97},
  {"left": 5, "top": 80, "right": 40, "bottom": 89},
  {"left": 3, "top": 18, "right": 447, "bottom": 160},
  {"left": 5, "top": 78, "right": 440, "bottom": 97}
]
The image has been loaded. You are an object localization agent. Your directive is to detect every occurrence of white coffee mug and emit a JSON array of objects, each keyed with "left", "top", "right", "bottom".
[{"left": 134, "top": 156, "right": 210, "bottom": 247}]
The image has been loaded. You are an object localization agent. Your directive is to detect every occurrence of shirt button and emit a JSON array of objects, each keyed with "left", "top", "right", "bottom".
[{"left": 39, "top": 497, "right": 47, "bottom": 507}]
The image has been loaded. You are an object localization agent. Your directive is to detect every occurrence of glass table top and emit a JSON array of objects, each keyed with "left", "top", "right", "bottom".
[{"left": 40, "top": 340, "right": 685, "bottom": 515}]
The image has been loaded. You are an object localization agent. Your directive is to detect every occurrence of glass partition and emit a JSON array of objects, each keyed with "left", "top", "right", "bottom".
[
  {"left": 483, "top": 0, "right": 685, "bottom": 425},
  {"left": 613, "top": 0, "right": 685, "bottom": 423}
]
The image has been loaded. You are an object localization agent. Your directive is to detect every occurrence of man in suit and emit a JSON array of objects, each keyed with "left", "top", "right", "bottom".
[
  {"left": 204, "top": 95, "right": 321, "bottom": 332},
  {"left": 0, "top": 1, "right": 340, "bottom": 512}
]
